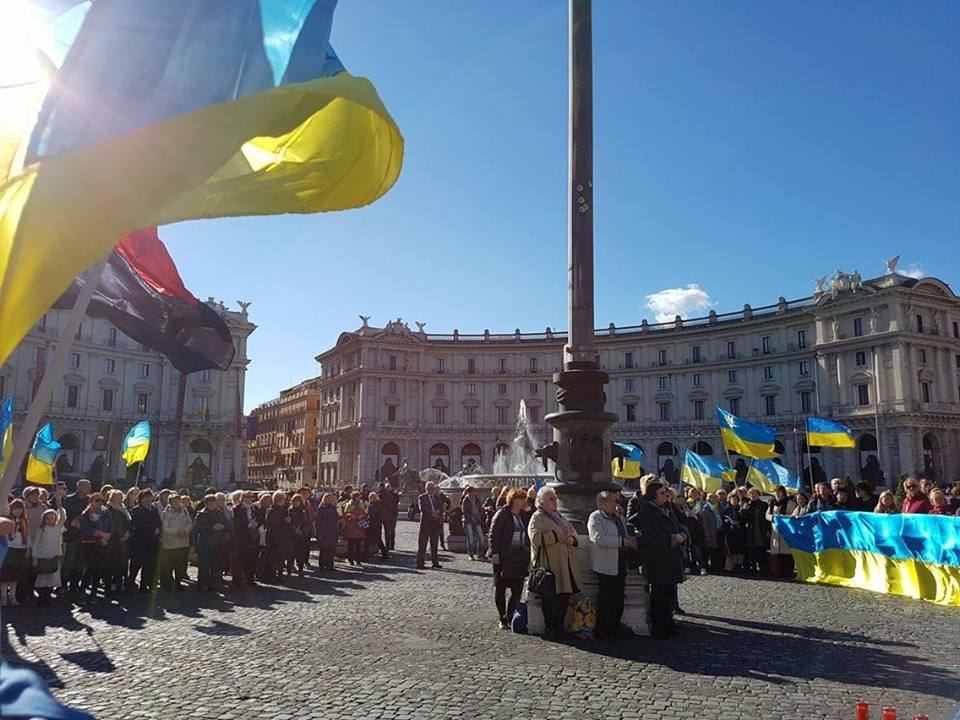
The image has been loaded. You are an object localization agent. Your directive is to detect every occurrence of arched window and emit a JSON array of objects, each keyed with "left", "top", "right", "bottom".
[
  {"left": 691, "top": 440, "right": 713, "bottom": 455},
  {"left": 922, "top": 432, "right": 941, "bottom": 481},
  {"left": 774, "top": 439, "right": 785, "bottom": 455},
  {"left": 380, "top": 442, "right": 401, "bottom": 481},
  {"left": 189, "top": 438, "right": 213, "bottom": 454},
  {"left": 186, "top": 438, "right": 213, "bottom": 485},
  {"left": 461, "top": 443, "right": 483, "bottom": 472},
  {"left": 656, "top": 441, "right": 678, "bottom": 456},
  {"left": 858, "top": 434, "right": 878, "bottom": 452},
  {"left": 428, "top": 443, "right": 450, "bottom": 476},
  {"left": 57, "top": 433, "right": 80, "bottom": 472}
]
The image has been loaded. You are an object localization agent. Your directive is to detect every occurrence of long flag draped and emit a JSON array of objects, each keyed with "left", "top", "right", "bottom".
[
  {"left": 0, "top": 0, "right": 403, "bottom": 366},
  {"left": 716, "top": 406, "right": 778, "bottom": 459},
  {"left": 774, "top": 512, "right": 960, "bottom": 607},
  {"left": 681, "top": 449, "right": 734, "bottom": 494},
  {"left": 806, "top": 417, "right": 856, "bottom": 449},
  {"left": 121, "top": 420, "right": 151, "bottom": 467},
  {"left": 25, "top": 421, "right": 60, "bottom": 486}
]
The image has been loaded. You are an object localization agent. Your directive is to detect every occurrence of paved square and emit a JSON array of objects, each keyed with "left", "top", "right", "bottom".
[{"left": 3, "top": 522, "right": 958, "bottom": 720}]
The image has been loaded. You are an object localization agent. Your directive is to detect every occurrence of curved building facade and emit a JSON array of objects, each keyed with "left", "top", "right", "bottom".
[{"left": 313, "top": 272, "right": 960, "bottom": 489}]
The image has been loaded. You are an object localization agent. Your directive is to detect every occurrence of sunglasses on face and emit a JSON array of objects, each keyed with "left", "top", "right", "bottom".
[{"left": 906, "top": 484, "right": 918, "bottom": 490}]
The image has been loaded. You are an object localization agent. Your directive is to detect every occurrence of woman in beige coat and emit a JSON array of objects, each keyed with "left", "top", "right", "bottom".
[{"left": 528, "top": 486, "right": 580, "bottom": 637}]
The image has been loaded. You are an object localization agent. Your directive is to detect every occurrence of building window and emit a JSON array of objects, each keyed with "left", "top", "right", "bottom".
[
  {"left": 139, "top": 363, "right": 150, "bottom": 378},
  {"left": 66, "top": 384, "right": 79, "bottom": 408},
  {"left": 693, "top": 373, "right": 702, "bottom": 387},
  {"left": 916, "top": 314, "right": 924, "bottom": 333},
  {"left": 625, "top": 378, "right": 634, "bottom": 392},
  {"left": 625, "top": 352, "right": 634, "bottom": 369},
  {"left": 498, "top": 358, "right": 507, "bottom": 373},
  {"left": 388, "top": 379, "right": 398, "bottom": 394},
  {"left": 919, "top": 349, "right": 927, "bottom": 365},
  {"left": 137, "top": 393, "right": 149, "bottom": 414},
  {"left": 693, "top": 400, "right": 704, "bottom": 420},
  {"left": 465, "top": 406, "right": 477, "bottom": 424},
  {"left": 102, "top": 388, "right": 114, "bottom": 411},
  {"left": 625, "top": 404, "right": 636, "bottom": 422},
  {"left": 496, "top": 406, "right": 508, "bottom": 425},
  {"left": 856, "top": 384, "right": 870, "bottom": 406},
  {"left": 921, "top": 382, "right": 931, "bottom": 403},
  {"left": 106, "top": 358, "right": 116, "bottom": 375},
  {"left": 75, "top": 322, "right": 83, "bottom": 340},
  {"left": 467, "top": 358, "right": 476, "bottom": 374},
  {"left": 658, "top": 402, "right": 671, "bottom": 422},
  {"left": 727, "top": 341, "right": 736, "bottom": 359},
  {"left": 764, "top": 395, "right": 776, "bottom": 416},
  {"left": 800, "top": 391, "right": 811, "bottom": 413},
  {"left": 762, "top": 336, "right": 772, "bottom": 354},
  {"left": 658, "top": 376, "right": 669, "bottom": 389},
  {"left": 529, "top": 383, "right": 538, "bottom": 395},
  {"left": 692, "top": 345, "right": 702, "bottom": 363},
  {"left": 953, "top": 321, "right": 959, "bottom": 339},
  {"left": 466, "top": 383, "right": 476, "bottom": 396},
  {"left": 37, "top": 314, "right": 47, "bottom": 331},
  {"left": 389, "top": 355, "right": 397, "bottom": 370},
  {"left": 763, "top": 366, "right": 773, "bottom": 380},
  {"left": 729, "top": 398, "right": 740, "bottom": 415},
  {"left": 855, "top": 351, "right": 866, "bottom": 367},
  {"left": 387, "top": 405, "right": 397, "bottom": 422},
  {"left": 436, "top": 383, "right": 445, "bottom": 397},
  {"left": 529, "top": 357, "right": 538, "bottom": 373},
  {"left": 658, "top": 349, "right": 667, "bottom": 366},
  {"left": 498, "top": 383, "right": 507, "bottom": 395},
  {"left": 728, "top": 370, "right": 738, "bottom": 384},
  {"left": 436, "top": 358, "right": 445, "bottom": 374},
  {"left": 797, "top": 329, "right": 807, "bottom": 349},
  {"left": 199, "top": 368, "right": 211, "bottom": 382},
  {"left": 435, "top": 406, "right": 446, "bottom": 424},
  {"left": 68, "top": 352, "right": 80, "bottom": 369},
  {"left": 196, "top": 396, "right": 209, "bottom": 415},
  {"left": 528, "top": 406, "right": 540, "bottom": 424},
  {"left": 799, "top": 360, "right": 809, "bottom": 376},
  {"left": 955, "top": 354, "right": 960, "bottom": 370}
]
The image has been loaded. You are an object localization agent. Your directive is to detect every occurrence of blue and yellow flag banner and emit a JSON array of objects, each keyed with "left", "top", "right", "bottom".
[
  {"left": 746, "top": 459, "right": 802, "bottom": 494},
  {"left": 25, "top": 421, "right": 60, "bottom": 486},
  {"left": 716, "top": 406, "right": 778, "bottom": 459},
  {"left": 612, "top": 442, "right": 644, "bottom": 480},
  {"left": 122, "top": 421, "right": 151, "bottom": 467},
  {"left": 0, "top": 396, "right": 14, "bottom": 476},
  {"left": 774, "top": 512, "right": 960, "bottom": 607},
  {"left": 681, "top": 449, "right": 734, "bottom": 494},
  {"left": 806, "top": 417, "right": 856, "bottom": 448},
  {"left": 0, "top": 0, "right": 403, "bottom": 366}
]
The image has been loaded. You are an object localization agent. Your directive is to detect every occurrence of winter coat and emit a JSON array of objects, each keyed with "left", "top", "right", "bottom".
[
  {"left": 379, "top": 488, "right": 400, "bottom": 520},
  {"left": 528, "top": 510, "right": 580, "bottom": 595},
  {"left": 79, "top": 511, "right": 114, "bottom": 543},
  {"left": 33, "top": 519, "right": 64, "bottom": 561},
  {"left": 233, "top": 504, "right": 259, "bottom": 548},
  {"left": 487, "top": 507, "right": 530, "bottom": 580},
  {"left": 160, "top": 506, "right": 193, "bottom": 550},
  {"left": 461, "top": 494, "right": 484, "bottom": 526},
  {"left": 341, "top": 500, "right": 369, "bottom": 540},
  {"left": 366, "top": 502, "right": 385, "bottom": 542},
  {"left": 266, "top": 505, "right": 295, "bottom": 558},
  {"left": 741, "top": 499, "right": 771, "bottom": 549},
  {"left": 194, "top": 507, "right": 227, "bottom": 553},
  {"left": 587, "top": 510, "right": 627, "bottom": 576},
  {"left": 24, "top": 501, "right": 47, "bottom": 548},
  {"left": 902, "top": 495, "right": 932, "bottom": 514},
  {"left": 316, "top": 505, "right": 340, "bottom": 548},
  {"left": 634, "top": 499, "right": 684, "bottom": 585},
  {"left": 289, "top": 506, "right": 312, "bottom": 540},
  {"left": 698, "top": 505, "right": 725, "bottom": 550},
  {"left": 130, "top": 504, "right": 162, "bottom": 555},
  {"left": 765, "top": 498, "right": 797, "bottom": 555}
]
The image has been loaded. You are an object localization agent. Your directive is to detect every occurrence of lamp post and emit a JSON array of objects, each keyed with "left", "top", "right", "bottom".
[{"left": 538, "top": 0, "right": 618, "bottom": 525}]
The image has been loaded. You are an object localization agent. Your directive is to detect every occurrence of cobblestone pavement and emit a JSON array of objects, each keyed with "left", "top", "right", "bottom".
[{"left": 2, "top": 521, "right": 959, "bottom": 720}]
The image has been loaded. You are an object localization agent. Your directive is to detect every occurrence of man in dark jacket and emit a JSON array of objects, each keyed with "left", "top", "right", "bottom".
[
  {"left": 232, "top": 491, "right": 259, "bottom": 587},
  {"left": 379, "top": 482, "right": 400, "bottom": 551},
  {"left": 807, "top": 482, "right": 835, "bottom": 513},
  {"left": 129, "top": 488, "right": 162, "bottom": 593},
  {"left": 741, "top": 489, "right": 770, "bottom": 574},
  {"left": 195, "top": 495, "right": 227, "bottom": 591},
  {"left": 634, "top": 481, "right": 685, "bottom": 639},
  {"left": 62, "top": 479, "right": 91, "bottom": 597},
  {"left": 316, "top": 493, "right": 340, "bottom": 571},
  {"left": 417, "top": 482, "right": 444, "bottom": 569},
  {"left": 851, "top": 482, "right": 877, "bottom": 512}
]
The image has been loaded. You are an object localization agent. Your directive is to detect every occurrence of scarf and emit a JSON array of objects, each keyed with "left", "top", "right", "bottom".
[
  {"left": 108, "top": 501, "right": 131, "bottom": 522},
  {"left": 773, "top": 494, "right": 792, "bottom": 515},
  {"left": 544, "top": 509, "right": 574, "bottom": 539}
]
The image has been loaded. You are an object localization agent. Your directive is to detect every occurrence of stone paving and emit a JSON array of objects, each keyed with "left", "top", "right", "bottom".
[{"left": 2, "top": 521, "right": 959, "bottom": 720}]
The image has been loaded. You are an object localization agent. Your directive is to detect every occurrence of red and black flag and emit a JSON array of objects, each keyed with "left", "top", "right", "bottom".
[{"left": 56, "top": 229, "right": 235, "bottom": 373}]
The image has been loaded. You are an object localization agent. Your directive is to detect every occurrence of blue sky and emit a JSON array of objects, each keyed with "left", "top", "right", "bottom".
[{"left": 161, "top": 1, "right": 960, "bottom": 411}]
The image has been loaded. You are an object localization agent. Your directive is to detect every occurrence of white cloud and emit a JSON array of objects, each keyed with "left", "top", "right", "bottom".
[
  {"left": 901, "top": 263, "right": 924, "bottom": 279},
  {"left": 645, "top": 284, "right": 713, "bottom": 323}
]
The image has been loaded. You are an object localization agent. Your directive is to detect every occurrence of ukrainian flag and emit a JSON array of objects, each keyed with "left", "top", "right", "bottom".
[
  {"left": 681, "top": 449, "right": 734, "bottom": 494},
  {"left": 716, "top": 406, "right": 778, "bottom": 459},
  {"left": 0, "top": 0, "right": 403, "bottom": 366},
  {"left": 611, "top": 442, "right": 644, "bottom": 480},
  {"left": 806, "top": 417, "right": 856, "bottom": 449},
  {"left": 746, "top": 459, "right": 801, "bottom": 494},
  {"left": 0, "top": 396, "right": 14, "bottom": 476},
  {"left": 774, "top": 512, "right": 960, "bottom": 607},
  {"left": 122, "top": 420, "right": 151, "bottom": 467},
  {"left": 25, "top": 421, "right": 60, "bottom": 486}
]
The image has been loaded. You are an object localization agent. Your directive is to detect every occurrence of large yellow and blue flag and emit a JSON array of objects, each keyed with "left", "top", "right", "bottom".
[
  {"left": 25, "top": 421, "right": 60, "bottom": 486},
  {"left": 774, "top": 512, "right": 960, "bottom": 607},
  {"left": 0, "top": 396, "right": 14, "bottom": 477},
  {"left": 680, "top": 449, "right": 734, "bottom": 494},
  {"left": 122, "top": 421, "right": 151, "bottom": 467},
  {"left": 611, "top": 442, "right": 644, "bottom": 480},
  {"left": 0, "top": 0, "right": 403, "bottom": 366},
  {"left": 716, "top": 406, "right": 778, "bottom": 459},
  {"left": 806, "top": 417, "right": 856, "bottom": 448},
  {"left": 746, "top": 459, "right": 801, "bottom": 494}
]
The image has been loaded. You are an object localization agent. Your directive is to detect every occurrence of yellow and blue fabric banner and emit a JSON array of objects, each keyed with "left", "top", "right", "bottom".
[
  {"left": 806, "top": 417, "right": 856, "bottom": 448},
  {"left": 681, "top": 449, "right": 734, "bottom": 494},
  {"left": 612, "top": 442, "right": 644, "bottom": 480},
  {"left": 25, "top": 421, "right": 60, "bottom": 486},
  {"left": 121, "top": 421, "right": 151, "bottom": 467},
  {"left": 0, "top": 396, "right": 14, "bottom": 477},
  {"left": 746, "top": 459, "right": 802, "bottom": 494},
  {"left": 716, "top": 406, "right": 778, "bottom": 459},
  {"left": 774, "top": 511, "right": 960, "bottom": 607},
  {"left": 0, "top": 0, "right": 403, "bottom": 366}
]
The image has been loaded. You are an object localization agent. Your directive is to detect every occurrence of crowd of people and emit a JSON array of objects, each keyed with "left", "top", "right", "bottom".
[{"left": 0, "top": 479, "right": 403, "bottom": 607}]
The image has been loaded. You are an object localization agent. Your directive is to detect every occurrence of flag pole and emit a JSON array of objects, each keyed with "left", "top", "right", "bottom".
[
  {"left": 805, "top": 417, "right": 814, "bottom": 492},
  {"left": 0, "top": 259, "right": 108, "bottom": 499},
  {"left": 872, "top": 346, "right": 882, "bottom": 469}
]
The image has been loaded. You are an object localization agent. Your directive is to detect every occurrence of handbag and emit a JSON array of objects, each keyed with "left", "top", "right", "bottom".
[
  {"left": 35, "top": 556, "right": 60, "bottom": 575},
  {"left": 527, "top": 531, "right": 557, "bottom": 600},
  {"left": 357, "top": 515, "right": 370, "bottom": 530}
]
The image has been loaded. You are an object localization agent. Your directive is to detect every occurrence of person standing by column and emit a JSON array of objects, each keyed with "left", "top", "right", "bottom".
[
  {"left": 488, "top": 488, "right": 530, "bottom": 629},
  {"left": 588, "top": 491, "right": 636, "bottom": 639},
  {"left": 528, "top": 487, "right": 580, "bottom": 638},
  {"left": 417, "top": 482, "right": 443, "bottom": 570},
  {"left": 635, "top": 481, "right": 685, "bottom": 639}
]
